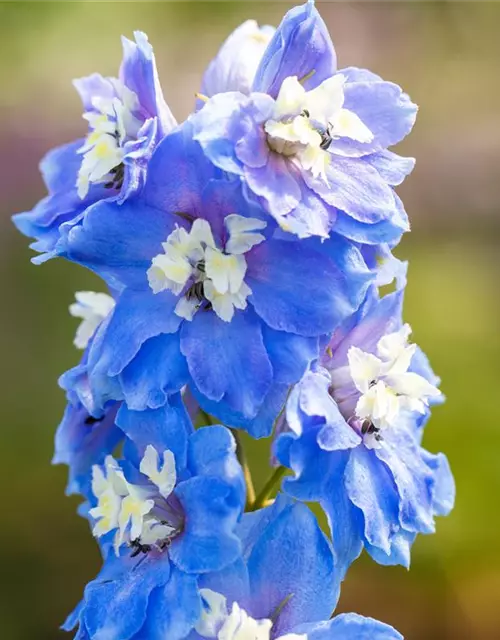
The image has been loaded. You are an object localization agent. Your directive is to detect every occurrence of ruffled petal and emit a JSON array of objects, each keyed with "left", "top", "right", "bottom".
[
  {"left": 139, "top": 568, "right": 200, "bottom": 640},
  {"left": 82, "top": 552, "right": 172, "bottom": 640},
  {"left": 331, "top": 66, "right": 418, "bottom": 157},
  {"left": 253, "top": 0, "right": 337, "bottom": 98},
  {"left": 118, "top": 332, "right": 189, "bottom": 410},
  {"left": 66, "top": 199, "right": 176, "bottom": 291},
  {"left": 119, "top": 31, "right": 176, "bottom": 134},
  {"left": 344, "top": 446, "right": 400, "bottom": 555},
  {"left": 171, "top": 475, "right": 242, "bottom": 574},
  {"left": 295, "top": 613, "right": 403, "bottom": 640},
  {"left": 180, "top": 309, "right": 273, "bottom": 419},
  {"left": 305, "top": 155, "right": 398, "bottom": 224},
  {"left": 53, "top": 401, "right": 122, "bottom": 496},
  {"left": 116, "top": 399, "right": 192, "bottom": 471}
]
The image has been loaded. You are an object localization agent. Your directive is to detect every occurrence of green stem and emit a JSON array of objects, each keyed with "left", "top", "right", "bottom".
[
  {"left": 250, "top": 466, "right": 287, "bottom": 511},
  {"left": 230, "top": 429, "right": 256, "bottom": 509}
]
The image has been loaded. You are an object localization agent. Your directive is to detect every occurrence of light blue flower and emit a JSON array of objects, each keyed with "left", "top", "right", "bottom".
[
  {"left": 275, "top": 286, "right": 455, "bottom": 577},
  {"left": 13, "top": 31, "right": 175, "bottom": 263},
  {"left": 191, "top": 0, "right": 416, "bottom": 240},
  {"left": 64, "top": 423, "right": 245, "bottom": 640},
  {"left": 62, "top": 122, "right": 372, "bottom": 437},
  {"left": 187, "top": 498, "right": 402, "bottom": 640},
  {"left": 200, "top": 20, "right": 276, "bottom": 100}
]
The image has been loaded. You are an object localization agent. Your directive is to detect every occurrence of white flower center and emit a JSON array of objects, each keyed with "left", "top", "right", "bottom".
[
  {"left": 76, "top": 79, "right": 142, "bottom": 199},
  {"left": 331, "top": 325, "right": 442, "bottom": 448},
  {"left": 195, "top": 590, "right": 306, "bottom": 640},
  {"left": 90, "top": 445, "right": 179, "bottom": 555},
  {"left": 69, "top": 291, "right": 115, "bottom": 349},
  {"left": 147, "top": 215, "right": 266, "bottom": 322},
  {"left": 264, "top": 75, "right": 373, "bottom": 181}
]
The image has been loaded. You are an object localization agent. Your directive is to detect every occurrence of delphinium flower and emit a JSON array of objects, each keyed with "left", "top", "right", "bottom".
[
  {"left": 13, "top": 32, "right": 176, "bottom": 262},
  {"left": 275, "top": 285, "right": 455, "bottom": 577},
  {"left": 11, "top": 2, "right": 456, "bottom": 639},
  {"left": 65, "top": 423, "right": 245, "bottom": 639},
  {"left": 190, "top": 497, "right": 402, "bottom": 640},
  {"left": 61, "top": 123, "right": 373, "bottom": 436},
  {"left": 191, "top": 0, "right": 417, "bottom": 240}
]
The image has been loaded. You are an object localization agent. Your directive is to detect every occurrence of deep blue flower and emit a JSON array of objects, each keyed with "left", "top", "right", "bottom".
[
  {"left": 186, "top": 497, "right": 402, "bottom": 639},
  {"left": 13, "top": 31, "right": 176, "bottom": 263},
  {"left": 61, "top": 121, "right": 372, "bottom": 437},
  {"left": 191, "top": 0, "right": 416, "bottom": 240},
  {"left": 275, "top": 286, "right": 455, "bottom": 577},
  {"left": 64, "top": 422, "right": 245, "bottom": 640}
]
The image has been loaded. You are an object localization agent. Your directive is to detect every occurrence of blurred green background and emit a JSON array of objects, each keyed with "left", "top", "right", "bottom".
[{"left": 1, "top": 2, "right": 499, "bottom": 638}]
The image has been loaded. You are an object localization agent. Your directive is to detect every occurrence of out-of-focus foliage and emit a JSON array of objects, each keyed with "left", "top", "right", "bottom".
[{"left": 1, "top": 2, "right": 499, "bottom": 639}]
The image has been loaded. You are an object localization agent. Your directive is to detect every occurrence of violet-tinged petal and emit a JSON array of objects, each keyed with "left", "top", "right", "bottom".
[{"left": 253, "top": 0, "right": 337, "bottom": 97}]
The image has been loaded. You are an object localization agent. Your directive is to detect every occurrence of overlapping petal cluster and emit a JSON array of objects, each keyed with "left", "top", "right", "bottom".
[{"left": 13, "top": 2, "right": 454, "bottom": 639}]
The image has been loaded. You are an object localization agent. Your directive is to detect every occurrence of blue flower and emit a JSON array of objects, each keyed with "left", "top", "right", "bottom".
[
  {"left": 64, "top": 423, "right": 245, "bottom": 640},
  {"left": 189, "top": 497, "right": 402, "bottom": 639},
  {"left": 275, "top": 286, "right": 455, "bottom": 577},
  {"left": 191, "top": 0, "right": 416, "bottom": 240},
  {"left": 13, "top": 31, "right": 176, "bottom": 263},
  {"left": 62, "top": 121, "right": 372, "bottom": 437}
]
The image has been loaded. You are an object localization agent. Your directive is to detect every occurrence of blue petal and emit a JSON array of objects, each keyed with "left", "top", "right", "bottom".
[
  {"left": 201, "top": 21, "right": 276, "bottom": 97},
  {"left": 365, "top": 529, "right": 415, "bottom": 569},
  {"left": 332, "top": 66, "right": 418, "bottom": 157},
  {"left": 296, "top": 370, "right": 361, "bottom": 451},
  {"left": 66, "top": 199, "right": 177, "bottom": 291},
  {"left": 279, "top": 431, "right": 363, "bottom": 579},
  {"left": 198, "top": 559, "right": 250, "bottom": 609},
  {"left": 180, "top": 310, "right": 273, "bottom": 419},
  {"left": 192, "top": 382, "right": 289, "bottom": 439},
  {"left": 120, "top": 31, "right": 176, "bottom": 134},
  {"left": 295, "top": 613, "right": 403, "bottom": 639},
  {"left": 247, "top": 502, "right": 339, "bottom": 635},
  {"left": 365, "top": 150, "right": 415, "bottom": 186},
  {"left": 82, "top": 552, "right": 172, "bottom": 640},
  {"left": 421, "top": 450, "right": 455, "bottom": 517},
  {"left": 53, "top": 401, "right": 122, "bottom": 496},
  {"left": 116, "top": 398, "right": 192, "bottom": 471},
  {"left": 192, "top": 92, "right": 274, "bottom": 175},
  {"left": 344, "top": 446, "right": 400, "bottom": 555},
  {"left": 247, "top": 238, "right": 357, "bottom": 336},
  {"left": 12, "top": 141, "right": 108, "bottom": 259},
  {"left": 144, "top": 121, "right": 219, "bottom": 214},
  {"left": 306, "top": 155, "right": 398, "bottom": 224},
  {"left": 245, "top": 154, "right": 302, "bottom": 219},
  {"left": 139, "top": 567, "right": 200, "bottom": 640},
  {"left": 187, "top": 426, "right": 245, "bottom": 501},
  {"left": 88, "top": 288, "right": 181, "bottom": 381},
  {"left": 262, "top": 326, "right": 318, "bottom": 385},
  {"left": 73, "top": 73, "right": 115, "bottom": 111},
  {"left": 332, "top": 209, "right": 407, "bottom": 246},
  {"left": 253, "top": 0, "right": 337, "bottom": 98},
  {"left": 236, "top": 495, "right": 291, "bottom": 561},
  {"left": 328, "top": 288, "right": 403, "bottom": 368},
  {"left": 118, "top": 332, "right": 189, "bottom": 410},
  {"left": 171, "top": 477, "right": 243, "bottom": 574},
  {"left": 375, "top": 430, "right": 445, "bottom": 534}
]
